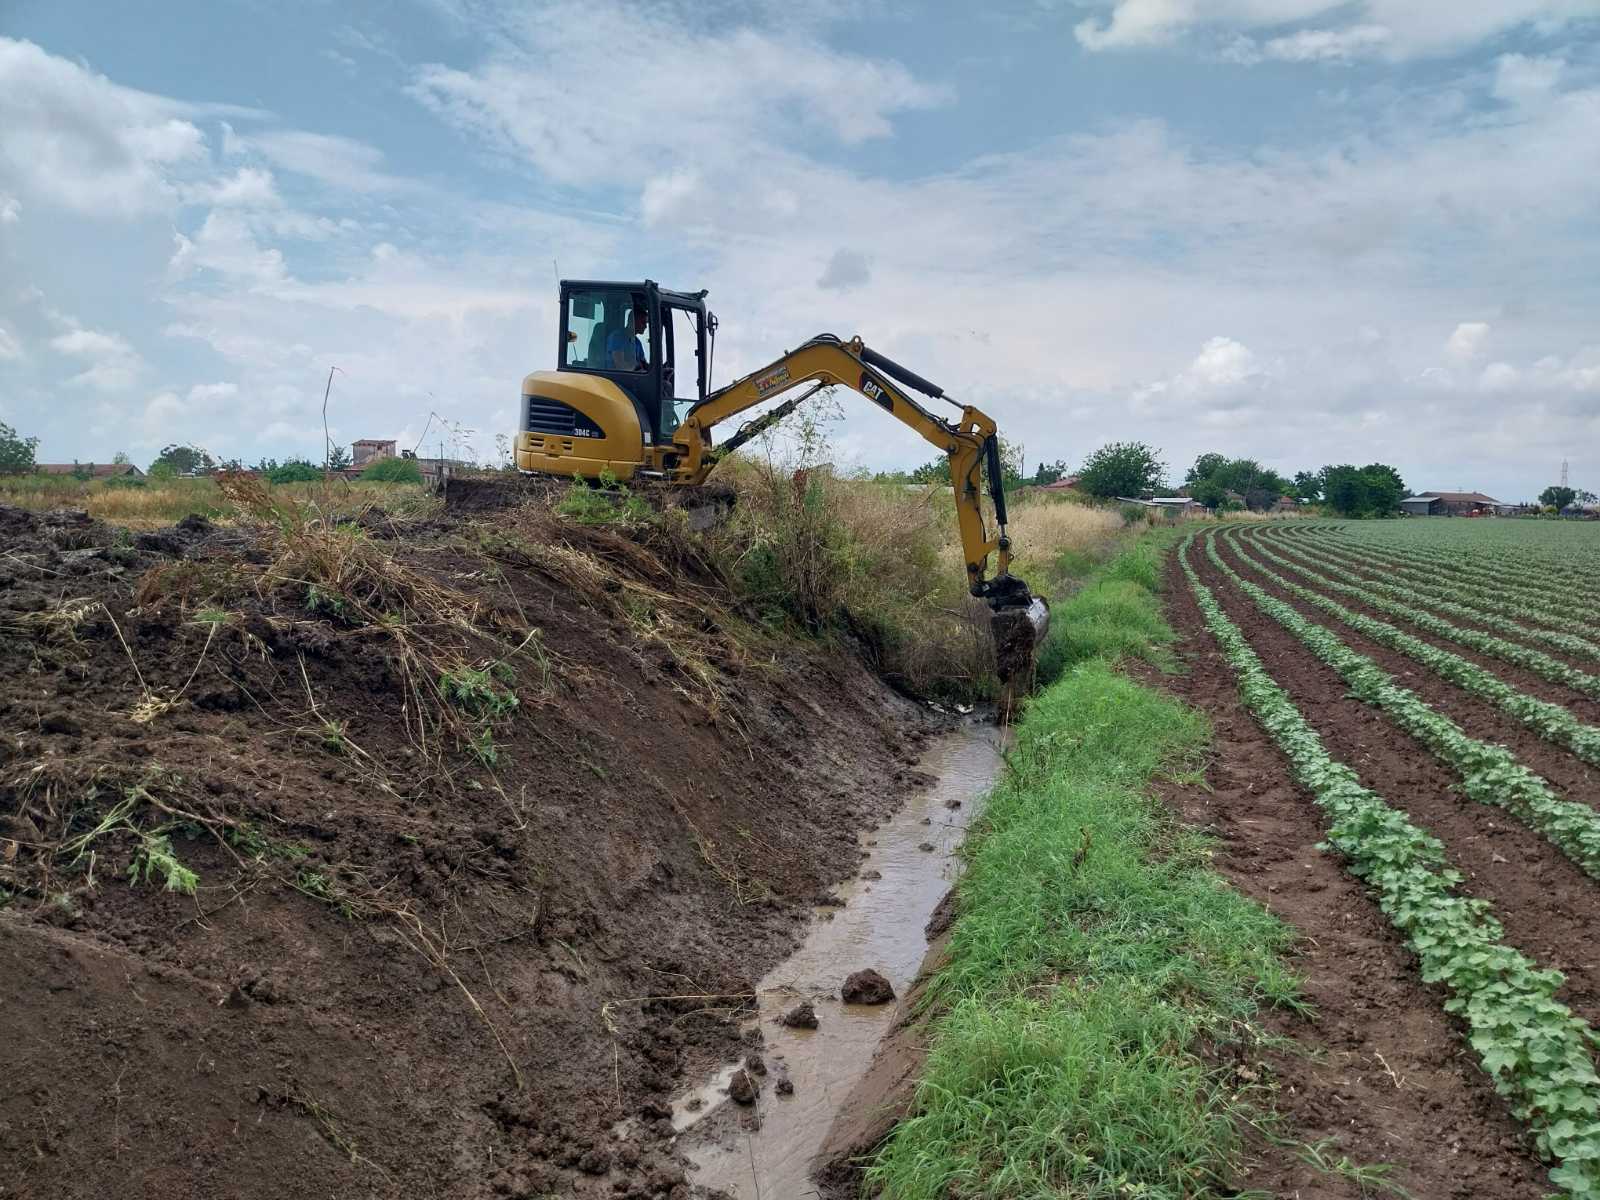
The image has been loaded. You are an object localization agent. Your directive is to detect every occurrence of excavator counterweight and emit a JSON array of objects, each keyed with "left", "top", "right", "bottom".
[{"left": 514, "top": 279, "right": 1050, "bottom": 715}]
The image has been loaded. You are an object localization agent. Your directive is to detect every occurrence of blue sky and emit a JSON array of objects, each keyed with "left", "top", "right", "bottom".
[{"left": 1, "top": 0, "right": 1597, "bottom": 500}]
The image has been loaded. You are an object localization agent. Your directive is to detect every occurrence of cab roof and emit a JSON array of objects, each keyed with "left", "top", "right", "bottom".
[{"left": 560, "top": 279, "right": 708, "bottom": 311}]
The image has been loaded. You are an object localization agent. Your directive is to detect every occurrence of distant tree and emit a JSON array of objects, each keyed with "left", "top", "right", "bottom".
[
  {"left": 0, "top": 421, "right": 39, "bottom": 475},
  {"left": 150, "top": 443, "right": 216, "bottom": 476},
  {"left": 325, "top": 443, "right": 353, "bottom": 471},
  {"left": 1191, "top": 479, "right": 1227, "bottom": 511},
  {"left": 362, "top": 456, "right": 423, "bottom": 483},
  {"left": 112, "top": 450, "right": 131, "bottom": 465},
  {"left": 908, "top": 458, "right": 951, "bottom": 485},
  {"left": 217, "top": 456, "right": 244, "bottom": 472},
  {"left": 1320, "top": 463, "right": 1406, "bottom": 518},
  {"left": 1185, "top": 452, "right": 1228, "bottom": 486},
  {"left": 1030, "top": 458, "right": 1070, "bottom": 486},
  {"left": 1077, "top": 441, "right": 1166, "bottom": 499},
  {"left": 1540, "top": 485, "right": 1577, "bottom": 512},
  {"left": 1292, "top": 470, "right": 1322, "bottom": 503},
  {"left": 71, "top": 461, "right": 95, "bottom": 481},
  {"left": 1577, "top": 490, "right": 1598, "bottom": 507},
  {"left": 266, "top": 460, "right": 321, "bottom": 483},
  {"left": 148, "top": 461, "right": 178, "bottom": 482}
]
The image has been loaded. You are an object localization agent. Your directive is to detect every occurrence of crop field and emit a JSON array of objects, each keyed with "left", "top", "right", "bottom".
[{"left": 1171, "top": 518, "right": 1600, "bottom": 1198}]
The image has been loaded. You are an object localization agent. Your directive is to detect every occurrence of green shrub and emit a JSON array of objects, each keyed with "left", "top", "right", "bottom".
[
  {"left": 555, "top": 473, "right": 652, "bottom": 526},
  {"left": 361, "top": 457, "right": 423, "bottom": 483},
  {"left": 102, "top": 475, "right": 147, "bottom": 490},
  {"left": 266, "top": 461, "right": 322, "bottom": 484}
]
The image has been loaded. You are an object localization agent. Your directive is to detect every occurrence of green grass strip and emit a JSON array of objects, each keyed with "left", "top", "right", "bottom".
[
  {"left": 1182, "top": 533, "right": 1600, "bottom": 1198},
  {"left": 867, "top": 538, "right": 1299, "bottom": 1199},
  {"left": 1257, "top": 526, "right": 1600, "bottom": 661},
  {"left": 1226, "top": 532, "right": 1600, "bottom": 768},
  {"left": 1202, "top": 533, "right": 1600, "bottom": 879}
]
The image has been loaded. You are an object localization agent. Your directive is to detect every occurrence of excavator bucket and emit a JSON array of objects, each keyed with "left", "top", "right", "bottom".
[{"left": 991, "top": 595, "right": 1051, "bottom": 722}]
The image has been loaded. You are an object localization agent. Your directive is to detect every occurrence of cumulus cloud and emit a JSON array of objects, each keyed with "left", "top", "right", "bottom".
[
  {"left": 1447, "top": 321, "right": 1490, "bottom": 362},
  {"left": 0, "top": 37, "right": 206, "bottom": 217},
  {"left": 0, "top": 325, "right": 21, "bottom": 361},
  {"left": 49, "top": 325, "right": 146, "bottom": 390},
  {"left": 0, "top": 193, "right": 17, "bottom": 223},
  {"left": 168, "top": 211, "right": 287, "bottom": 284}
]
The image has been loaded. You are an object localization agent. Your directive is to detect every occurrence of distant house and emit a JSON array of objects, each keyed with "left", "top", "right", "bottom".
[
  {"left": 1117, "top": 496, "right": 1203, "bottom": 521},
  {"left": 352, "top": 439, "right": 397, "bottom": 468},
  {"left": 1273, "top": 495, "right": 1300, "bottom": 512},
  {"left": 1400, "top": 491, "right": 1504, "bottom": 517},
  {"left": 1037, "top": 475, "right": 1081, "bottom": 492},
  {"left": 34, "top": 462, "right": 144, "bottom": 480}
]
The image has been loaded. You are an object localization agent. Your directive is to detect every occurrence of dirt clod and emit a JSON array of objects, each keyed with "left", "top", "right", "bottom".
[
  {"left": 917, "top": 841, "right": 936, "bottom": 852},
  {"left": 728, "top": 1068, "right": 759, "bottom": 1105},
  {"left": 841, "top": 969, "right": 895, "bottom": 1005},
  {"left": 781, "top": 1002, "right": 820, "bottom": 1029}
]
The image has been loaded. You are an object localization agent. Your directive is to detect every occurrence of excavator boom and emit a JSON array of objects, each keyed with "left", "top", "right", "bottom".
[{"left": 514, "top": 283, "right": 1049, "bottom": 714}]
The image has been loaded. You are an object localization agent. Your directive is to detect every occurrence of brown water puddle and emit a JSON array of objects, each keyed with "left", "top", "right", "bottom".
[{"left": 672, "top": 722, "right": 1007, "bottom": 1198}]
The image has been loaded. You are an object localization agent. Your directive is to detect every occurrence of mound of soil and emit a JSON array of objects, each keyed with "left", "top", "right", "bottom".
[{"left": 0, "top": 496, "right": 935, "bottom": 1199}]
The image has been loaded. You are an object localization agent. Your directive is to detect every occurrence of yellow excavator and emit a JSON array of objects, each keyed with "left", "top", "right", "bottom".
[{"left": 513, "top": 279, "right": 1049, "bottom": 707}]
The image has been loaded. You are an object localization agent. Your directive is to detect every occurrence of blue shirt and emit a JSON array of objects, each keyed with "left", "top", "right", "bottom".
[{"left": 605, "top": 328, "right": 644, "bottom": 370}]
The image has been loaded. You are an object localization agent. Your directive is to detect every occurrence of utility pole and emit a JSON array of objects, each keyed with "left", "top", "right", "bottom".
[{"left": 1562, "top": 458, "right": 1570, "bottom": 488}]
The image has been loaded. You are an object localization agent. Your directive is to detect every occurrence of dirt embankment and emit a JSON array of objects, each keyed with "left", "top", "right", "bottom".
[{"left": 0, "top": 489, "right": 937, "bottom": 1200}]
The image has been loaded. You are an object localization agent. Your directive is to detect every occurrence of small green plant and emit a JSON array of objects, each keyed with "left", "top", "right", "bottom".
[
  {"left": 469, "top": 727, "right": 500, "bottom": 767},
  {"left": 555, "top": 470, "right": 653, "bottom": 527},
  {"left": 439, "top": 665, "right": 519, "bottom": 717},
  {"left": 1299, "top": 1138, "right": 1413, "bottom": 1197},
  {"left": 305, "top": 583, "right": 351, "bottom": 621},
  {"left": 320, "top": 719, "right": 349, "bottom": 754},
  {"left": 128, "top": 830, "right": 200, "bottom": 895},
  {"left": 192, "top": 606, "right": 232, "bottom": 627}
]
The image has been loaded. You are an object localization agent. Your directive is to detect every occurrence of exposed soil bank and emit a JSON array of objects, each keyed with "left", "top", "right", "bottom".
[
  {"left": 1162, "top": 539, "right": 1550, "bottom": 1198},
  {"left": 0, "top": 500, "right": 941, "bottom": 1200},
  {"left": 673, "top": 724, "right": 1005, "bottom": 1198}
]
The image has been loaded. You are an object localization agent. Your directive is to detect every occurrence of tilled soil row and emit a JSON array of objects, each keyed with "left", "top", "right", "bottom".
[
  {"left": 1195, "top": 534, "right": 1600, "bottom": 1026},
  {"left": 1222, "top": 530, "right": 1600, "bottom": 804},
  {"left": 1256, "top": 530, "right": 1600, "bottom": 675},
  {"left": 1161, "top": 539, "right": 1550, "bottom": 1199},
  {"left": 1228, "top": 530, "right": 1600, "bottom": 727}
]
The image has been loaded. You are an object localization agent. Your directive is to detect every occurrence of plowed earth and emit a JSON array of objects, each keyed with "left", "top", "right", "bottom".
[
  {"left": 1159, "top": 537, "right": 1558, "bottom": 1199},
  {"left": 0, "top": 494, "right": 937, "bottom": 1200}
]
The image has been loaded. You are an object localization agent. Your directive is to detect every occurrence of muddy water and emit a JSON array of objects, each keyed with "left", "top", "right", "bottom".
[{"left": 674, "top": 723, "right": 1007, "bottom": 1198}]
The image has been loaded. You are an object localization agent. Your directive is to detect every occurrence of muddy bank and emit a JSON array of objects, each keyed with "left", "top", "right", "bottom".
[
  {"left": 671, "top": 724, "right": 1005, "bottom": 1198},
  {"left": 0, "top": 499, "right": 942, "bottom": 1200}
]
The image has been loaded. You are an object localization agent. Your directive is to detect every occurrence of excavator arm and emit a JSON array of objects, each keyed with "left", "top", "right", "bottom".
[
  {"left": 669, "top": 334, "right": 1019, "bottom": 604},
  {"left": 668, "top": 334, "right": 1049, "bottom": 714}
]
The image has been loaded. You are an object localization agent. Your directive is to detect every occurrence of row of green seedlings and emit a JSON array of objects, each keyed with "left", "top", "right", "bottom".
[
  {"left": 1181, "top": 534, "right": 1600, "bottom": 1197},
  {"left": 1223, "top": 531, "right": 1600, "bottom": 769},
  {"left": 1255, "top": 526, "right": 1600, "bottom": 657},
  {"left": 1264, "top": 525, "right": 1600, "bottom": 645},
  {"left": 1310, "top": 534, "right": 1600, "bottom": 623},
  {"left": 1236, "top": 530, "right": 1600, "bottom": 699},
  {"left": 1201, "top": 533, "right": 1600, "bottom": 879}
]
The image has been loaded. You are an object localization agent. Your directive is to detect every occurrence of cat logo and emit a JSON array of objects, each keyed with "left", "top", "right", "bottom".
[{"left": 860, "top": 374, "right": 893, "bottom": 412}]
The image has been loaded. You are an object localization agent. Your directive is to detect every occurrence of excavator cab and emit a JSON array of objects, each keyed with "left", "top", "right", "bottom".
[{"left": 554, "top": 279, "right": 712, "bottom": 446}]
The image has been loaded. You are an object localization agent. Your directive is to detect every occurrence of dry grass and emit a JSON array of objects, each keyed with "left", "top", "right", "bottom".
[
  {"left": 713, "top": 462, "right": 1125, "bottom": 700},
  {"left": 0, "top": 473, "right": 434, "bottom": 529}
]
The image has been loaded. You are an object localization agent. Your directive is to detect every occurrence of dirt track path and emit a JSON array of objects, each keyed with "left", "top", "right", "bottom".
[{"left": 1162, "top": 540, "right": 1550, "bottom": 1199}]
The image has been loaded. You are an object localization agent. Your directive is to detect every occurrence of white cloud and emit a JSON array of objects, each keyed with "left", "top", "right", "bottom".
[
  {"left": 243, "top": 130, "right": 410, "bottom": 192},
  {"left": 640, "top": 170, "right": 706, "bottom": 228},
  {"left": 1480, "top": 361, "right": 1520, "bottom": 390},
  {"left": 1263, "top": 24, "right": 1392, "bottom": 61},
  {"left": 1073, "top": 0, "right": 1599, "bottom": 60},
  {"left": 1493, "top": 53, "right": 1567, "bottom": 104},
  {"left": 183, "top": 167, "right": 280, "bottom": 208},
  {"left": 409, "top": 3, "right": 949, "bottom": 189},
  {"left": 169, "top": 211, "right": 288, "bottom": 284},
  {"left": 0, "top": 325, "right": 21, "bottom": 360},
  {"left": 187, "top": 382, "right": 239, "bottom": 405},
  {"left": 0, "top": 37, "right": 206, "bottom": 217},
  {"left": 0, "top": 192, "right": 17, "bottom": 223},
  {"left": 49, "top": 325, "right": 146, "bottom": 390},
  {"left": 1447, "top": 321, "right": 1491, "bottom": 362}
]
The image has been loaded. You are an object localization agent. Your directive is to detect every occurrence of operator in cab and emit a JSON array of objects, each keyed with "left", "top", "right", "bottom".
[{"left": 607, "top": 293, "right": 649, "bottom": 371}]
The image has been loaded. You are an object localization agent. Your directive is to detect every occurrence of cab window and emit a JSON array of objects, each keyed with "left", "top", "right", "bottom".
[{"left": 564, "top": 290, "right": 650, "bottom": 371}]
